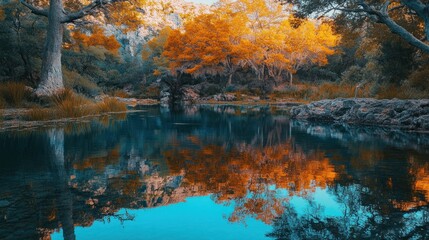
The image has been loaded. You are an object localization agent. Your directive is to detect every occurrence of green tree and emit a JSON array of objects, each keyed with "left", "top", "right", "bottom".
[{"left": 282, "top": 0, "right": 429, "bottom": 53}]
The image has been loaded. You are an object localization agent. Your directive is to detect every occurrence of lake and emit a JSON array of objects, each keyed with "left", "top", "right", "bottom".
[{"left": 0, "top": 105, "right": 428, "bottom": 240}]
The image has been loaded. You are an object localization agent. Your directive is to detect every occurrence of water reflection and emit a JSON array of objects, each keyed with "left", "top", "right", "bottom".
[{"left": 0, "top": 105, "right": 428, "bottom": 239}]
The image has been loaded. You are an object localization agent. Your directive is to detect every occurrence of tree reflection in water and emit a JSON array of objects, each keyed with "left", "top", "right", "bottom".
[{"left": 0, "top": 106, "right": 428, "bottom": 239}]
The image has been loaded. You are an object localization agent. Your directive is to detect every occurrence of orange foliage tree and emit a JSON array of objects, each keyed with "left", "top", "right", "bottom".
[
  {"left": 163, "top": 13, "right": 249, "bottom": 84},
  {"left": 160, "top": 0, "right": 339, "bottom": 85},
  {"left": 71, "top": 26, "right": 121, "bottom": 54}
]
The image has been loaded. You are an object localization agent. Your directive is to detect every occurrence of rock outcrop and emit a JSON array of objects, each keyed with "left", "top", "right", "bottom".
[
  {"left": 291, "top": 98, "right": 429, "bottom": 130},
  {"left": 180, "top": 87, "right": 200, "bottom": 104},
  {"left": 213, "top": 93, "right": 237, "bottom": 102}
]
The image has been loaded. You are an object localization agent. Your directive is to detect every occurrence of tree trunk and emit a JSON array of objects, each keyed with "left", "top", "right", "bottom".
[
  {"left": 35, "top": 0, "right": 64, "bottom": 96},
  {"left": 227, "top": 73, "right": 233, "bottom": 85},
  {"left": 48, "top": 128, "right": 76, "bottom": 240},
  {"left": 289, "top": 72, "right": 293, "bottom": 86}
]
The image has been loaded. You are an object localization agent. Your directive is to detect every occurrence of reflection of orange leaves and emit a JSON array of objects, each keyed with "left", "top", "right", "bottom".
[
  {"left": 164, "top": 139, "right": 339, "bottom": 224},
  {"left": 391, "top": 156, "right": 429, "bottom": 211},
  {"left": 186, "top": 135, "right": 201, "bottom": 145},
  {"left": 415, "top": 167, "right": 429, "bottom": 200},
  {"left": 73, "top": 146, "right": 121, "bottom": 172},
  {"left": 202, "top": 147, "right": 215, "bottom": 155},
  {"left": 48, "top": 208, "right": 57, "bottom": 221}
]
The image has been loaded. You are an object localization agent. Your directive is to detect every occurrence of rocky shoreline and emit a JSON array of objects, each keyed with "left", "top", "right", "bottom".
[{"left": 291, "top": 98, "right": 429, "bottom": 130}]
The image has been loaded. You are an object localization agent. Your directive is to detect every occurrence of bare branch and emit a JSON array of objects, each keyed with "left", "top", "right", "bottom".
[
  {"left": 365, "top": 0, "right": 429, "bottom": 53},
  {"left": 389, "top": 5, "right": 405, "bottom": 12},
  {"left": 400, "top": 0, "right": 426, "bottom": 18},
  {"left": 61, "top": 0, "right": 108, "bottom": 23},
  {"left": 20, "top": 0, "right": 48, "bottom": 17}
]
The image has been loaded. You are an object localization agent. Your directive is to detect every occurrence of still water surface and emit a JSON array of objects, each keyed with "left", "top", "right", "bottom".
[{"left": 0, "top": 105, "right": 429, "bottom": 240}]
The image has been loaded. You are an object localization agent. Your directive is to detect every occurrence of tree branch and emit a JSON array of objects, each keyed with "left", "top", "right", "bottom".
[
  {"left": 361, "top": 0, "right": 429, "bottom": 53},
  {"left": 61, "top": 0, "right": 108, "bottom": 23},
  {"left": 20, "top": 0, "right": 49, "bottom": 17}
]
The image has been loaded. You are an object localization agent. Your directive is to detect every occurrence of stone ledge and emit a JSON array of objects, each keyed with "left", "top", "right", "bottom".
[{"left": 291, "top": 98, "right": 429, "bottom": 130}]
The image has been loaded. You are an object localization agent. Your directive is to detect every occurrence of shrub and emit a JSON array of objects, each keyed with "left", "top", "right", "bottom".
[
  {"left": 50, "top": 88, "right": 76, "bottom": 106},
  {"left": 248, "top": 80, "right": 273, "bottom": 96},
  {"left": 269, "top": 85, "right": 313, "bottom": 101},
  {"left": 140, "top": 84, "right": 160, "bottom": 99},
  {"left": 200, "top": 83, "right": 221, "bottom": 97},
  {"left": 0, "top": 97, "right": 5, "bottom": 109},
  {"left": 376, "top": 83, "right": 429, "bottom": 99},
  {"left": 113, "top": 90, "right": 130, "bottom": 98},
  {"left": 225, "top": 85, "right": 237, "bottom": 93},
  {"left": 407, "top": 67, "right": 429, "bottom": 91},
  {"left": 63, "top": 69, "right": 101, "bottom": 96},
  {"left": 310, "top": 82, "right": 355, "bottom": 100},
  {"left": 96, "top": 97, "right": 127, "bottom": 113},
  {"left": 50, "top": 89, "right": 90, "bottom": 118},
  {"left": 0, "top": 82, "right": 30, "bottom": 106}
]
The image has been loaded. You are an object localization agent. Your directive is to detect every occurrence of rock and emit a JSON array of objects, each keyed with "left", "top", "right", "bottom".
[
  {"left": 213, "top": 93, "right": 236, "bottom": 101},
  {"left": 113, "top": 97, "right": 159, "bottom": 107},
  {"left": 180, "top": 87, "right": 200, "bottom": 104},
  {"left": 291, "top": 98, "right": 429, "bottom": 130},
  {"left": 160, "top": 89, "right": 171, "bottom": 106}
]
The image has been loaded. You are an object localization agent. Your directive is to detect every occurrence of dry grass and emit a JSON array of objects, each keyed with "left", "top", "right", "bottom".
[
  {"left": 26, "top": 106, "right": 52, "bottom": 121},
  {"left": 269, "top": 86, "right": 313, "bottom": 100},
  {"left": 26, "top": 90, "right": 127, "bottom": 121},
  {"left": 0, "top": 82, "right": 30, "bottom": 107},
  {"left": 0, "top": 97, "right": 5, "bottom": 109},
  {"left": 50, "top": 89, "right": 91, "bottom": 118},
  {"left": 268, "top": 82, "right": 377, "bottom": 101},
  {"left": 309, "top": 82, "right": 355, "bottom": 100},
  {"left": 112, "top": 90, "right": 130, "bottom": 98},
  {"left": 96, "top": 97, "right": 127, "bottom": 113},
  {"left": 376, "top": 84, "right": 429, "bottom": 99}
]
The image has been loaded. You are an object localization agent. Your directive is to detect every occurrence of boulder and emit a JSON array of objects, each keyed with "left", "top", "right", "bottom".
[{"left": 180, "top": 87, "right": 200, "bottom": 104}]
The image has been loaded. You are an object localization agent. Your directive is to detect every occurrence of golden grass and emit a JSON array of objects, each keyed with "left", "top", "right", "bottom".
[
  {"left": 376, "top": 84, "right": 429, "bottom": 99},
  {"left": 0, "top": 82, "right": 30, "bottom": 106},
  {"left": 26, "top": 106, "right": 52, "bottom": 121},
  {"left": 268, "top": 82, "right": 377, "bottom": 102},
  {"left": 309, "top": 83, "right": 355, "bottom": 100},
  {"left": 26, "top": 90, "right": 127, "bottom": 121},
  {"left": 52, "top": 89, "right": 91, "bottom": 118},
  {"left": 112, "top": 90, "right": 130, "bottom": 98},
  {"left": 96, "top": 97, "right": 127, "bottom": 113}
]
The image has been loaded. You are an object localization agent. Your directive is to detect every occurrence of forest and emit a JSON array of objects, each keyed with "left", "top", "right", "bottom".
[{"left": 0, "top": 0, "right": 428, "bottom": 120}]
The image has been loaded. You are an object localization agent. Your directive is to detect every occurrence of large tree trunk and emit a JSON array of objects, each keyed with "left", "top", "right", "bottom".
[
  {"left": 289, "top": 72, "right": 293, "bottom": 86},
  {"left": 48, "top": 128, "right": 76, "bottom": 240},
  {"left": 35, "top": 0, "right": 64, "bottom": 96}
]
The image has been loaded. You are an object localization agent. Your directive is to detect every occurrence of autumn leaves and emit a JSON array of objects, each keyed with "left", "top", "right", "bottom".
[{"left": 148, "top": 0, "right": 340, "bottom": 85}]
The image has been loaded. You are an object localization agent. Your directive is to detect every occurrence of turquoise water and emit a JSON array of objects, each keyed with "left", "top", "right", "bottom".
[{"left": 1, "top": 105, "right": 429, "bottom": 239}]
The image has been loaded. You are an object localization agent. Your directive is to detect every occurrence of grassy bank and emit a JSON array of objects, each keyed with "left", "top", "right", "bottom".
[{"left": 0, "top": 83, "right": 127, "bottom": 121}]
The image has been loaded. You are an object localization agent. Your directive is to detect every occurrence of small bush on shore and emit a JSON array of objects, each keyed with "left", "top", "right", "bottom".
[
  {"left": 112, "top": 90, "right": 130, "bottom": 98},
  {"left": 96, "top": 97, "right": 127, "bottom": 113},
  {"left": 51, "top": 89, "right": 90, "bottom": 118}
]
